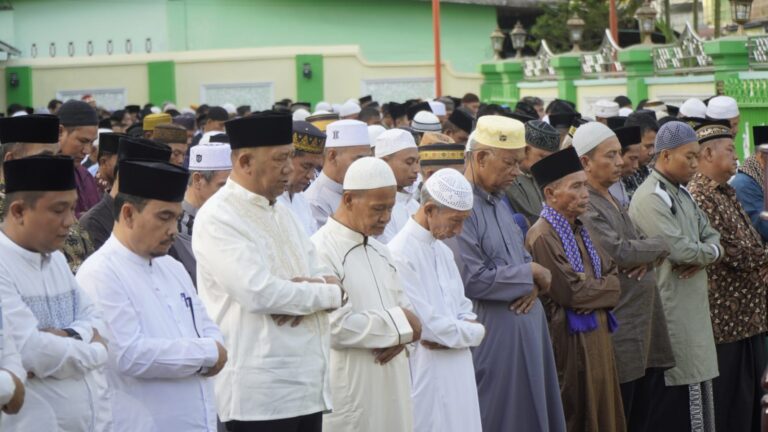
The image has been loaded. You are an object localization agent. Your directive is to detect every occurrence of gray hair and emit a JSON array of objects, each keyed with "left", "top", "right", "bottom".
[
  {"left": 419, "top": 185, "right": 448, "bottom": 209},
  {"left": 187, "top": 170, "right": 215, "bottom": 186}
]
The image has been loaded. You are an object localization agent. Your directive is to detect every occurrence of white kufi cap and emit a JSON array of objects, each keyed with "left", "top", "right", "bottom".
[
  {"left": 425, "top": 168, "right": 473, "bottom": 211},
  {"left": 343, "top": 157, "right": 396, "bottom": 190},
  {"left": 572, "top": 121, "right": 617, "bottom": 156},
  {"left": 368, "top": 125, "right": 386, "bottom": 146},
  {"left": 325, "top": 119, "right": 370, "bottom": 148},
  {"left": 411, "top": 111, "right": 442, "bottom": 133},
  {"left": 292, "top": 108, "right": 310, "bottom": 121},
  {"left": 680, "top": 98, "right": 707, "bottom": 118},
  {"left": 189, "top": 143, "right": 232, "bottom": 171},
  {"left": 706, "top": 96, "right": 739, "bottom": 119},
  {"left": 375, "top": 129, "right": 417, "bottom": 158},
  {"left": 594, "top": 100, "right": 620, "bottom": 118},
  {"left": 316, "top": 101, "right": 332, "bottom": 112}
]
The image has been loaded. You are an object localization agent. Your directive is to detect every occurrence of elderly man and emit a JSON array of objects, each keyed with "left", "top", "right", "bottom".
[
  {"left": 505, "top": 120, "right": 560, "bottom": 225},
  {"left": 57, "top": 100, "right": 101, "bottom": 217},
  {"left": 277, "top": 121, "right": 326, "bottom": 235},
  {"left": 153, "top": 123, "right": 190, "bottom": 166},
  {"left": 607, "top": 125, "right": 644, "bottom": 208},
  {"left": 305, "top": 119, "right": 371, "bottom": 228},
  {"left": 417, "top": 134, "right": 465, "bottom": 181},
  {"left": 0, "top": 115, "right": 95, "bottom": 273},
  {"left": 193, "top": 113, "right": 344, "bottom": 432},
  {"left": 77, "top": 160, "right": 226, "bottom": 432},
  {"left": 389, "top": 168, "right": 485, "bottom": 432},
  {"left": 80, "top": 137, "right": 172, "bottom": 250},
  {"left": 526, "top": 145, "right": 625, "bottom": 432},
  {"left": 374, "top": 129, "right": 420, "bottom": 243},
  {"left": 688, "top": 122, "right": 768, "bottom": 432},
  {"left": 170, "top": 138, "right": 231, "bottom": 285},
  {"left": 629, "top": 121, "right": 721, "bottom": 432},
  {"left": 0, "top": 155, "right": 109, "bottom": 431},
  {"left": 732, "top": 125, "right": 768, "bottom": 242},
  {"left": 142, "top": 112, "right": 172, "bottom": 140},
  {"left": 311, "top": 157, "right": 421, "bottom": 432},
  {"left": 576, "top": 122, "right": 675, "bottom": 432},
  {"left": 443, "top": 115, "right": 564, "bottom": 432},
  {"left": 706, "top": 95, "right": 740, "bottom": 137}
]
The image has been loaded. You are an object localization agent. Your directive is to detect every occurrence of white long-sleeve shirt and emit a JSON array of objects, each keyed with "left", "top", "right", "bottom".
[
  {"left": 389, "top": 218, "right": 485, "bottom": 432},
  {"left": 0, "top": 305, "right": 25, "bottom": 425},
  {"left": 377, "top": 191, "right": 420, "bottom": 244},
  {"left": 0, "top": 230, "right": 110, "bottom": 432},
  {"left": 193, "top": 179, "right": 342, "bottom": 422},
  {"left": 304, "top": 171, "right": 343, "bottom": 228},
  {"left": 277, "top": 191, "right": 318, "bottom": 236},
  {"left": 76, "top": 235, "right": 222, "bottom": 432},
  {"left": 311, "top": 217, "right": 414, "bottom": 432}
]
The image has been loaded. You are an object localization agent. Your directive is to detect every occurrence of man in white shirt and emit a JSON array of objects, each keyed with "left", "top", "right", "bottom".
[
  {"left": 193, "top": 112, "right": 344, "bottom": 432},
  {"left": 170, "top": 136, "right": 231, "bottom": 285},
  {"left": 311, "top": 157, "right": 422, "bottom": 432},
  {"left": 277, "top": 121, "right": 325, "bottom": 235},
  {"left": 389, "top": 168, "right": 485, "bottom": 432},
  {"left": 374, "top": 129, "right": 421, "bottom": 243},
  {"left": 0, "top": 155, "right": 109, "bottom": 431},
  {"left": 304, "top": 119, "right": 371, "bottom": 228},
  {"left": 76, "top": 159, "right": 227, "bottom": 432},
  {"left": 0, "top": 312, "right": 25, "bottom": 421}
]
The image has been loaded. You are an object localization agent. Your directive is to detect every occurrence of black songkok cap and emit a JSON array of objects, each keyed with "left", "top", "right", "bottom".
[
  {"left": 530, "top": 147, "right": 583, "bottom": 189},
  {"left": 58, "top": 100, "right": 99, "bottom": 127},
  {"left": 207, "top": 106, "right": 229, "bottom": 122},
  {"left": 388, "top": 102, "right": 407, "bottom": 120},
  {"left": 754, "top": 125, "right": 768, "bottom": 147},
  {"left": 515, "top": 101, "right": 538, "bottom": 119},
  {"left": 225, "top": 111, "right": 293, "bottom": 149},
  {"left": 209, "top": 134, "right": 230, "bottom": 144},
  {"left": 506, "top": 111, "right": 536, "bottom": 124},
  {"left": 359, "top": 95, "right": 373, "bottom": 105},
  {"left": 667, "top": 105, "right": 680, "bottom": 118},
  {"left": 125, "top": 105, "right": 141, "bottom": 114},
  {"left": 4, "top": 155, "right": 75, "bottom": 194},
  {"left": 118, "top": 137, "right": 172, "bottom": 163},
  {"left": 118, "top": 160, "right": 188, "bottom": 202},
  {"left": 612, "top": 126, "right": 642, "bottom": 148},
  {"left": 0, "top": 115, "right": 60, "bottom": 144},
  {"left": 292, "top": 121, "right": 326, "bottom": 154},
  {"left": 606, "top": 116, "right": 628, "bottom": 130},
  {"left": 448, "top": 109, "right": 474, "bottom": 134},
  {"left": 406, "top": 101, "right": 432, "bottom": 121},
  {"left": 549, "top": 112, "right": 580, "bottom": 129},
  {"left": 98, "top": 133, "right": 125, "bottom": 155}
]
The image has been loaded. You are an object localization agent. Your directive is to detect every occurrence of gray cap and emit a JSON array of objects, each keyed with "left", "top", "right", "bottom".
[
  {"left": 655, "top": 120, "right": 698, "bottom": 153},
  {"left": 525, "top": 120, "right": 560, "bottom": 152},
  {"left": 58, "top": 100, "right": 98, "bottom": 127}
]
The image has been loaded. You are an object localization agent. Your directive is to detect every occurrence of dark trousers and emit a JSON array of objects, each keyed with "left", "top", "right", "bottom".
[
  {"left": 620, "top": 368, "right": 666, "bottom": 432},
  {"left": 713, "top": 334, "right": 767, "bottom": 432},
  {"left": 225, "top": 412, "right": 322, "bottom": 432},
  {"left": 647, "top": 381, "right": 715, "bottom": 432}
]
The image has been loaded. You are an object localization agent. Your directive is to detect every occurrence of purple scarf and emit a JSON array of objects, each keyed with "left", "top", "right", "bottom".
[{"left": 540, "top": 204, "right": 618, "bottom": 334}]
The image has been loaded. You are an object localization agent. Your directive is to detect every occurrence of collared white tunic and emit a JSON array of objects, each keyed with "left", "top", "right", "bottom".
[
  {"left": 76, "top": 235, "right": 222, "bottom": 432},
  {"left": 0, "top": 230, "right": 110, "bottom": 432},
  {"left": 278, "top": 191, "right": 319, "bottom": 236},
  {"left": 311, "top": 217, "right": 414, "bottom": 432},
  {"left": 304, "top": 171, "right": 343, "bottom": 228},
  {"left": 193, "top": 179, "right": 342, "bottom": 422},
  {"left": 377, "top": 191, "right": 420, "bottom": 244},
  {"left": 389, "top": 218, "right": 485, "bottom": 432}
]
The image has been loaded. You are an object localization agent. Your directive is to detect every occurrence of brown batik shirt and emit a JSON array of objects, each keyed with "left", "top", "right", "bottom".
[{"left": 688, "top": 172, "right": 768, "bottom": 344}]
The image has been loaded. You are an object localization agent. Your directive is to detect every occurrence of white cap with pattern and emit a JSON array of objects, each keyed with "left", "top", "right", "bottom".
[{"left": 425, "top": 168, "right": 473, "bottom": 211}]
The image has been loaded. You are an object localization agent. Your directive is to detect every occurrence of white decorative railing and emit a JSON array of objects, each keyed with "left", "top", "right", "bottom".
[
  {"left": 653, "top": 22, "right": 713, "bottom": 74},
  {"left": 523, "top": 40, "right": 557, "bottom": 80},
  {"left": 581, "top": 29, "right": 625, "bottom": 77}
]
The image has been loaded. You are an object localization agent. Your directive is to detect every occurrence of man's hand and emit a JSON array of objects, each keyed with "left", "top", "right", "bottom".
[
  {"left": 40, "top": 328, "right": 68, "bottom": 337},
  {"left": 291, "top": 276, "right": 324, "bottom": 284},
  {"left": 531, "top": 262, "right": 552, "bottom": 294},
  {"left": 421, "top": 340, "right": 450, "bottom": 350},
  {"left": 1, "top": 370, "right": 24, "bottom": 414},
  {"left": 573, "top": 308, "right": 593, "bottom": 315},
  {"left": 372, "top": 345, "right": 405, "bottom": 364},
  {"left": 91, "top": 328, "right": 108, "bottom": 349},
  {"left": 402, "top": 308, "right": 422, "bottom": 342},
  {"left": 271, "top": 315, "right": 304, "bottom": 327},
  {"left": 202, "top": 342, "right": 228, "bottom": 377},
  {"left": 322, "top": 275, "right": 341, "bottom": 286},
  {"left": 624, "top": 265, "right": 648, "bottom": 281},
  {"left": 673, "top": 264, "right": 701, "bottom": 279},
  {"left": 509, "top": 286, "right": 539, "bottom": 315}
]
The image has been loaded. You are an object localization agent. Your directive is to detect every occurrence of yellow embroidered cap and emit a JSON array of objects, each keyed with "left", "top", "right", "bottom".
[{"left": 473, "top": 115, "right": 525, "bottom": 150}]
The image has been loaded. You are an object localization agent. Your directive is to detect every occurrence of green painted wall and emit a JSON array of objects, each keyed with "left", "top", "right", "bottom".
[
  {"left": 148, "top": 61, "right": 176, "bottom": 106},
  {"left": 295, "top": 55, "right": 323, "bottom": 108},
  {"left": 5, "top": 66, "right": 33, "bottom": 107}
]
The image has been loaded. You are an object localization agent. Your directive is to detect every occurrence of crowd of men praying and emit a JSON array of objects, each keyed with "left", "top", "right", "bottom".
[{"left": 0, "top": 90, "right": 762, "bottom": 432}]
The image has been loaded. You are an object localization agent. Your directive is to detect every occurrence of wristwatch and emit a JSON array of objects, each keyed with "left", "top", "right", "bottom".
[{"left": 62, "top": 328, "right": 82, "bottom": 340}]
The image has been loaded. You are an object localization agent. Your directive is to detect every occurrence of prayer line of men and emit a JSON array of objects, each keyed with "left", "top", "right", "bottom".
[{"left": 0, "top": 92, "right": 761, "bottom": 432}]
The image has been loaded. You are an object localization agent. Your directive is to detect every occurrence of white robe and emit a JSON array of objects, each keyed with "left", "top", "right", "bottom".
[
  {"left": 377, "top": 191, "right": 420, "bottom": 244},
  {"left": 277, "top": 191, "right": 319, "bottom": 236},
  {"left": 0, "top": 306, "right": 25, "bottom": 427},
  {"left": 311, "top": 217, "right": 414, "bottom": 432},
  {"left": 76, "top": 235, "right": 222, "bottom": 432},
  {"left": 304, "top": 171, "right": 343, "bottom": 228},
  {"left": 389, "top": 218, "right": 485, "bottom": 432},
  {"left": 193, "top": 179, "right": 342, "bottom": 422},
  {"left": 0, "top": 230, "right": 110, "bottom": 432}
]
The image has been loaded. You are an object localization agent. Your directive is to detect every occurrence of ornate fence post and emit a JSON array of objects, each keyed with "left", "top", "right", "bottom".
[
  {"left": 480, "top": 59, "right": 524, "bottom": 105},
  {"left": 551, "top": 52, "right": 582, "bottom": 103},
  {"left": 618, "top": 45, "right": 654, "bottom": 106}
]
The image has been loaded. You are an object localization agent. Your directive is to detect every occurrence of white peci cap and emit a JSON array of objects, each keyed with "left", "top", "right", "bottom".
[
  {"left": 325, "top": 119, "right": 370, "bottom": 148},
  {"left": 343, "top": 156, "right": 396, "bottom": 190}
]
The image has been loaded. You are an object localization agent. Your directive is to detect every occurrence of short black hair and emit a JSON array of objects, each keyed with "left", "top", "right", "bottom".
[
  {"left": 462, "top": 93, "right": 480, "bottom": 104},
  {"left": 47, "top": 99, "right": 63, "bottom": 111},
  {"left": 358, "top": 107, "right": 381, "bottom": 123},
  {"left": 1, "top": 191, "right": 45, "bottom": 219},
  {"left": 113, "top": 192, "right": 148, "bottom": 221},
  {"left": 626, "top": 110, "right": 660, "bottom": 135}
]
